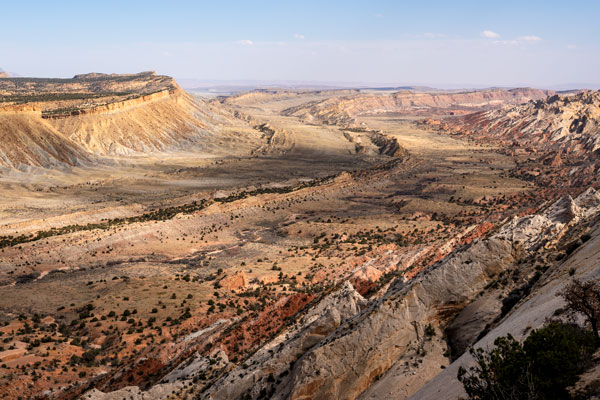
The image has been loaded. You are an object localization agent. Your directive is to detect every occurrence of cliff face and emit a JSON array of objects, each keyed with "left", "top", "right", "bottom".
[
  {"left": 282, "top": 88, "right": 553, "bottom": 128},
  {"left": 0, "top": 73, "right": 261, "bottom": 166}
]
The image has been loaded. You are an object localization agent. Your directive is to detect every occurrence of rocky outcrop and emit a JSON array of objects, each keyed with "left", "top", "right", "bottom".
[
  {"left": 203, "top": 281, "right": 368, "bottom": 399},
  {"left": 219, "top": 271, "right": 247, "bottom": 291},
  {"left": 83, "top": 383, "right": 183, "bottom": 400},
  {"left": 197, "top": 189, "right": 600, "bottom": 400},
  {"left": 441, "top": 90, "right": 600, "bottom": 156},
  {"left": 411, "top": 192, "right": 600, "bottom": 400}
]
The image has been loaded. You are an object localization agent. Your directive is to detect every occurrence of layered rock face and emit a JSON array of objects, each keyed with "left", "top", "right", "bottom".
[
  {"left": 445, "top": 90, "right": 600, "bottom": 156},
  {"left": 0, "top": 107, "right": 92, "bottom": 168},
  {"left": 204, "top": 281, "right": 368, "bottom": 399},
  {"left": 423, "top": 90, "right": 600, "bottom": 190},
  {"left": 48, "top": 89, "right": 249, "bottom": 156},
  {"left": 191, "top": 189, "right": 600, "bottom": 400},
  {"left": 0, "top": 72, "right": 259, "bottom": 167},
  {"left": 411, "top": 191, "right": 600, "bottom": 399},
  {"left": 282, "top": 88, "right": 553, "bottom": 128}
]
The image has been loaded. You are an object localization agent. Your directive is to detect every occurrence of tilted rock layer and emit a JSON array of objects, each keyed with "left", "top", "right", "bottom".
[{"left": 447, "top": 90, "right": 600, "bottom": 155}]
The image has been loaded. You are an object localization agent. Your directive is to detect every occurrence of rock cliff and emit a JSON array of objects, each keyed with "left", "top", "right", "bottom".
[{"left": 0, "top": 72, "right": 261, "bottom": 167}]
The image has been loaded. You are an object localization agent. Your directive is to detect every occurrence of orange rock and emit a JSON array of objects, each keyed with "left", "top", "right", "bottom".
[{"left": 219, "top": 271, "right": 247, "bottom": 291}]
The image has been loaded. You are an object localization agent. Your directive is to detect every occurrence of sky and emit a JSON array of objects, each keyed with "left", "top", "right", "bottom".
[{"left": 1, "top": 0, "right": 599, "bottom": 87}]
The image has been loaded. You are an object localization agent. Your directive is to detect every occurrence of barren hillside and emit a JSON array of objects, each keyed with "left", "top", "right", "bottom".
[
  {"left": 0, "top": 72, "right": 261, "bottom": 167},
  {"left": 282, "top": 88, "right": 554, "bottom": 128},
  {"left": 0, "top": 105, "right": 91, "bottom": 168},
  {"left": 439, "top": 90, "right": 600, "bottom": 156}
]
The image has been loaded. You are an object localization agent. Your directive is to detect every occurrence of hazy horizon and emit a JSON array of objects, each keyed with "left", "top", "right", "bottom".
[{"left": 1, "top": 0, "right": 599, "bottom": 88}]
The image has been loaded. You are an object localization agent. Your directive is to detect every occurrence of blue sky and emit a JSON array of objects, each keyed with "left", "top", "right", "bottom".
[{"left": 1, "top": 0, "right": 599, "bottom": 87}]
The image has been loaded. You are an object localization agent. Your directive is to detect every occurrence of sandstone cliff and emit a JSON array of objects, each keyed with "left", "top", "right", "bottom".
[
  {"left": 48, "top": 89, "right": 254, "bottom": 156},
  {"left": 0, "top": 72, "right": 261, "bottom": 167}
]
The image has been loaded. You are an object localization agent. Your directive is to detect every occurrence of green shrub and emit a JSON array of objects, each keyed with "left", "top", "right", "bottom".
[{"left": 458, "top": 322, "right": 597, "bottom": 400}]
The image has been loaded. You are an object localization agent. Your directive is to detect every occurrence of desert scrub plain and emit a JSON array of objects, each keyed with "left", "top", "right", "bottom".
[{"left": 0, "top": 76, "right": 596, "bottom": 399}]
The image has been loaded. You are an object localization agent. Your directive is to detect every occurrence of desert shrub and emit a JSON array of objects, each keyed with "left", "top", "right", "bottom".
[
  {"left": 424, "top": 323, "right": 436, "bottom": 337},
  {"left": 458, "top": 322, "right": 597, "bottom": 400}
]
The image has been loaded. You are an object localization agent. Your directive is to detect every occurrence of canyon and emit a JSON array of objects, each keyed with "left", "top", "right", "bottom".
[{"left": 0, "top": 73, "right": 598, "bottom": 400}]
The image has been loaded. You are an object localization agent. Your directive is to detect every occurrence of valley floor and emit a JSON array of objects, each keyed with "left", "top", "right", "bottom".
[{"left": 0, "top": 92, "right": 575, "bottom": 399}]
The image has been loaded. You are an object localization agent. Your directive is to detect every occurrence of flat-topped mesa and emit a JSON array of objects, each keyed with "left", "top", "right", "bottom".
[
  {"left": 40, "top": 87, "right": 177, "bottom": 119},
  {"left": 0, "top": 72, "right": 261, "bottom": 167},
  {"left": 72, "top": 71, "right": 157, "bottom": 80},
  {"left": 0, "top": 71, "right": 179, "bottom": 102}
]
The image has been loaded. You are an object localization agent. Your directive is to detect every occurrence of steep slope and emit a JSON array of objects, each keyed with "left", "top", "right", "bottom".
[
  {"left": 0, "top": 72, "right": 261, "bottom": 166},
  {"left": 446, "top": 90, "right": 600, "bottom": 156},
  {"left": 0, "top": 105, "right": 91, "bottom": 168},
  {"left": 48, "top": 89, "right": 255, "bottom": 156},
  {"left": 202, "top": 282, "right": 368, "bottom": 399},
  {"left": 283, "top": 88, "right": 553, "bottom": 128},
  {"left": 411, "top": 195, "right": 600, "bottom": 399}
]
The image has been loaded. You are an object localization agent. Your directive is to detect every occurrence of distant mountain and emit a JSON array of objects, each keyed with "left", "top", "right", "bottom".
[
  {"left": 547, "top": 83, "right": 600, "bottom": 91},
  {"left": 281, "top": 88, "right": 553, "bottom": 128}
]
